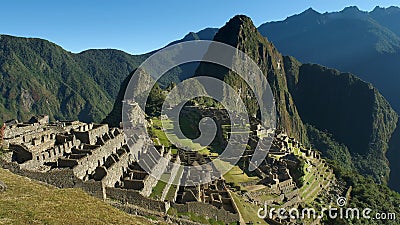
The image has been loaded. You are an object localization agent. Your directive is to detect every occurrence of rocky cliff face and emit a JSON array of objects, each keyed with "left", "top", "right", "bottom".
[{"left": 284, "top": 56, "right": 398, "bottom": 183}]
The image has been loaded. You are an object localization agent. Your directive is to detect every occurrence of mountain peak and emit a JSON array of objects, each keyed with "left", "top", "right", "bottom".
[
  {"left": 372, "top": 5, "right": 400, "bottom": 13},
  {"left": 223, "top": 15, "right": 257, "bottom": 33},
  {"left": 339, "top": 6, "right": 369, "bottom": 18},
  {"left": 228, "top": 15, "right": 253, "bottom": 24},
  {"left": 303, "top": 7, "right": 319, "bottom": 14},
  {"left": 281, "top": 7, "right": 321, "bottom": 23},
  {"left": 342, "top": 5, "right": 361, "bottom": 12},
  {"left": 205, "top": 15, "right": 309, "bottom": 144},
  {"left": 213, "top": 15, "right": 260, "bottom": 47},
  {"left": 166, "top": 27, "right": 218, "bottom": 47}
]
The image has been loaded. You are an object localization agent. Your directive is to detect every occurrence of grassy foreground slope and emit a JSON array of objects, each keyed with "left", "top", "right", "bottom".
[{"left": 0, "top": 168, "right": 152, "bottom": 225}]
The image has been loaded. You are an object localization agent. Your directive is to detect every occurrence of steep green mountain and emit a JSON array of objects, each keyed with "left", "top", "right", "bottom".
[
  {"left": 282, "top": 53, "right": 400, "bottom": 222},
  {"left": 284, "top": 56, "right": 398, "bottom": 183},
  {"left": 258, "top": 6, "right": 400, "bottom": 113},
  {"left": 103, "top": 67, "right": 166, "bottom": 127},
  {"left": 0, "top": 29, "right": 219, "bottom": 124},
  {"left": 0, "top": 35, "right": 145, "bottom": 122},
  {"left": 76, "top": 49, "right": 148, "bottom": 99},
  {"left": 102, "top": 71, "right": 136, "bottom": 127},
  {"left": 388, "top": 121, "right": 400, "bottom": 191},
  {"left": 196, "top": 15, "right": 309, "bottom": 144}
]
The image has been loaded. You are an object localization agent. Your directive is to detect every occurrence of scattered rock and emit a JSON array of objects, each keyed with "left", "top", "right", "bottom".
[{"left": 0, "top": 180, "right": 7, "bottom": 192}]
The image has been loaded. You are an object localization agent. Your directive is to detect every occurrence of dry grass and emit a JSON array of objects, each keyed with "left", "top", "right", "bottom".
[{"left": 0, "top": 168, "right": 153, "bottom": 225}]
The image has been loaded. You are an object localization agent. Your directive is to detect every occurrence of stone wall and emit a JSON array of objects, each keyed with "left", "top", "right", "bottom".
[
  {"left": 161, "top": 156, "right": 181, "bottom": 201},
  {"left": 0, "top": 158, "right": 107, "bottom": 198},
  {"left": 77, "top": 180, "right": 105, "bottom": 199},
  {"left": 70, "top": 133, "right": 125, "bottom": 179},
  {"left": 21, "top": 138, "right": 81, "bottom": 170},
  {"left": 3, "top": 122, "right": 81, "bottom": 149},
  {"left": 105, "top": 187, "right": 169, "bottom": 213},
  {"left": 101, "top": 147, "right": 132, "bottom": 187},
  {"left": 3, "top": 123, "right": 44, "bottom": 139},
  {"left": 137, "top": 144, "right": 168, "bottom": 197},
  {"left": 171, "top": 202, "right": 240, "bottom": 224},
  {"left": 73, "top": 124, "right": 109, "bottom": 145},
  {"left": 140, "top": 174, "right": 158, "bottom": 197},
  {"left": 0, "top": 159, "right": 80, "bottom": 188},
  {"left": 110, "top": 202, "right": 204, "bottom": 225},
  {"left": 239, "top": 180, "right": 259, "bottom": 187}
]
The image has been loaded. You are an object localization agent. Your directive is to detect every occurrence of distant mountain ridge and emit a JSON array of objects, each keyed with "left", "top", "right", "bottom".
[
  {"left": 370, "top": 6, "right": 400, "bottom": 36},
  {"left": 258, "top": 6, "right": 400, "bottom": 114},
  {"left": 167, "top": 27, "right": 218, "bottom": 46}
]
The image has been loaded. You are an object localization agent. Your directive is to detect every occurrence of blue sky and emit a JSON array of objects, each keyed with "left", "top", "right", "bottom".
[{"left": 0, "top": 0, "right": 399, "bottom": 54}]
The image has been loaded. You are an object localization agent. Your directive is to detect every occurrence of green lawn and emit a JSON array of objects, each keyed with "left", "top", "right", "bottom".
[
  {"left": 151, "top": 117, "right": 210, "bottom": 153},
  {"left": 149, "top": 181, "right": 167, "bottom": 200},
  {"left": 150, "top": 173, "right": 170, "bottom": 200},
  {"left": 165, "top": 185, "right": 178, "bottom": 201},
  {"left": 170, "top": 148, "right": 178, "bottom": 155},
  {"left": 152, "top": 128, "right": 171, "bottom": 147},
  {"left": 165, "top": 165, "right": 184, "bottom": 201},
  {"left": 223, "top": 165, "right": 259, "bottom": 186}
]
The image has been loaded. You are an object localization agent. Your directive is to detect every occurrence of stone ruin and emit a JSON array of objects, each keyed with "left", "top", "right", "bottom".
[
  {"left": 171, "top": 149, "right": 240, "bottom": 223},
  {"left": 0, "top": 114, "right": 165, "bottom": 210},
  {"left": 0, "top": 108, "right": 333, "bottom": 225},
  {"left": 0, "top": 114, "right": 240, "bottom": 224}
]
